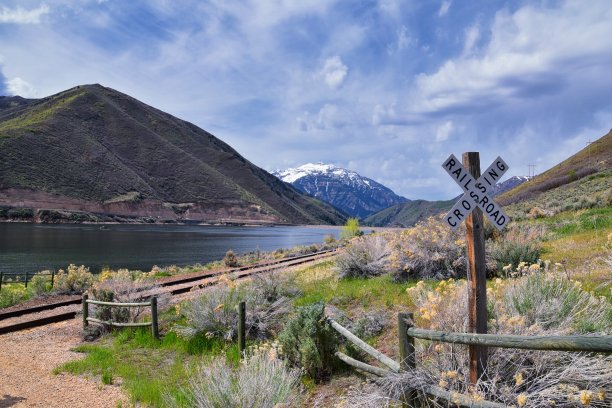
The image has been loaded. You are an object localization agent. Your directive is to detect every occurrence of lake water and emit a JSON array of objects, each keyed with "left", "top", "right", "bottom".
[{"left": 0, "top": 223, "right": 341, "bottom": 274}]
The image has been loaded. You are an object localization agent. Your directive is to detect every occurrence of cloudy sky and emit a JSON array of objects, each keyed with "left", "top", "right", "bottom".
[{"left": 1, "top": 0, "right": 611, "bottom": 200}]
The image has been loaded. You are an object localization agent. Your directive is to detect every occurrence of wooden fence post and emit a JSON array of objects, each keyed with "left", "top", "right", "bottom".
[
  {"left": 24, "top": 271, "right": 28, "bottom": 288},
  {"left": 238, "top": 301, "right": 246, "bottom": 356},
  {"left": 51, "top": 270, "right": 55, "bottom": 288},
  {"left": 399, "top": 312, "right": 417, "bottom": 407},
  {"left": 82, "top": 293, "right": 89, "bottom": 330},
  {"left": 463, "top": 152, "right": 488, "bottom": 383},
  {"left": 150, "top": 296, "right": 159, "bottom": 339},
  {"left": 0, "top": 272, "right": 3, "bottom": 291}
]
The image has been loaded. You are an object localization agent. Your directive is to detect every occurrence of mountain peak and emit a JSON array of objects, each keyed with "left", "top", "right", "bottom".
[{"left": 274, "top": 163, "right": 407, "bottom": 219}]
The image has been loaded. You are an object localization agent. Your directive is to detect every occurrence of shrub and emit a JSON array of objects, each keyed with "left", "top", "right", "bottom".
[
  {"left": 388, "top": 216, "right": 465, "bottom": 280},
  {"left": 501, "top": 272, "right": 610, "bottom": 333},
  {"left": 0, "top": 285, "right": 30, "bottom": 308},
  {"left": 278, "top": 302, "right": 338, "bottom": 382},
  {"left": 167, "top": 347, "right": 301, "bottom": 408},
  {"left": 175, "top": 276, "right": 293, "bottom": 341},
  {"left": 54, "top": 264, "right": 95, "bottom": 294},
  {"left": 336, "top": 234, "right": 390, "bottom": 279},
  {"left": 90, "top": 269, "right": 162, "bottom": 324},
  {"left": 323, "top": 234, "right": 337, "bottom": 245},
  {"left": 29, "top": 271, "right": 52, "bottom": 296},
  {"left": 223, "top": 250, "right": 239, "bottom": 268},
  {"left": 489, "top": 225, "right": 543, "bottom": 275},
  {"left": 392, "top": 273, "right": 612, "bottom": 407}
]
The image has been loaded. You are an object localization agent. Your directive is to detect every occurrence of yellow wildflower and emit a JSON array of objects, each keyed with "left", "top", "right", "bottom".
[
  {"left": 514, "top": 372, "right": 524, "bottom": 387},
  {"left": 517, "top": 393, "right": 527, "bottom": 407},
  {"left": 529, "top": 263, "right": 541, "bottom": 272},
  {"left": 434, "top": 344, "right": 443, "bottom": 352},
  {"left": 597, "top": 390, "right": 605, "bottom": 401},
  {"left": 213, "top": 303, "right": 225, "bottom": 313},
  {"left": 445, "top": 370, "right": 459, "bottom": 380},
  {"left": 439, "top": 379, "right": 448, "bottom": 388},
  {"left": 579, "top": 390, "right": 592, "bottom": 405},
  {"left": 205, "top": 332, "right": 214, "bottom": 339}
]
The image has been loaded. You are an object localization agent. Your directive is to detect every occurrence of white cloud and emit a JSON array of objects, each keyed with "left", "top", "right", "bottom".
[
  {"left": 0, "top": 4, "right": 49, "bottom": 24},
  {"left": 6, "top": 77, "right": 36, "bottom": 97},
  {"left": 320, "top": 56, "right": 348, "bottom": 90},
  {"left": 435, "top": 121, "right": 453, "bottom": 141},
  {"left": 438, "top": 1, "right": 451, "bottom": 17},
  {"left": 411, "top": 0, "right": 612, "bottom": 115},
  {"left": 297, "top": 104, "right": 350, "bottom": 131},
  {"left": 462, "top": 25, "right": 479, "bottom": 55}
]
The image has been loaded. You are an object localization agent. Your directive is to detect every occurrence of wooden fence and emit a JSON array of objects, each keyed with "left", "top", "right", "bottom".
[
  {"left": 82, "top": 294, "right": 159, "bottom": 338},
  {"left": 328, "top": 312, "right": 612, "bottom": 408},
  {"left": 0, "top": 271, "right": 55, "bottom": 291}
]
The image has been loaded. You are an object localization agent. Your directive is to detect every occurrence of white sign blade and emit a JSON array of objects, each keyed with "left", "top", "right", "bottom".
[{"left": 441, "top": 154, "right": 477, "bottom": 194}]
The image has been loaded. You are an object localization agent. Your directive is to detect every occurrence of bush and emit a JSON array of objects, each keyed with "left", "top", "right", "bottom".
[
  {"left": 90, "top": 269, "right": 162, "bottom": 324},
  {"left": 0, "top": 285, "right": 30, "bottom": 308},
  {"left": 336, "top": 235, "right": 390, "bottom": 279},
  {"left": 278, "top": 302, "right": 338, "bottom": 382},
  {"left": 489, "top": 225, "right": 543, "bottom": 275},
  {"left": 167, "top": 347, "right": 301, "bottom": 408},
  {"left": 223, "top": 250, "right": 239, "bottom": 268},
  {"left": 394, "top": 274, "right": 612, "bottom": 407},
  {"left": 54, "top": 264, "right": 95, "bottom": 294},
  {"left": 323, "top": 234, "right": 337, "bottom": 245},
  {"left": 388, "top": 216, "right": 466, "bottom": 280},
  {"left": 175, "top": 276, "right": 293, "bottom": 341},
  {"left": 501, "top": 271, "right": 610, "bottom": 332},
  {"left": 29, "top": 271, "right": 52, "bottom": 296}
]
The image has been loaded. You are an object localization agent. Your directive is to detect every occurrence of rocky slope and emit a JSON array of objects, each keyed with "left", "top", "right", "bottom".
[
  {"left": 274, "top": 163, "right": 407, "bottom": 219},
  {"left": 0, "top": 85, "right": 345, "bottom": 225}
]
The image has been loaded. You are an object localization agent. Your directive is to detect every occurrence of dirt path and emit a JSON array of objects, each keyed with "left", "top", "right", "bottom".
[{"left": 0, "top": 319, "right": 129, "bottom": 408}]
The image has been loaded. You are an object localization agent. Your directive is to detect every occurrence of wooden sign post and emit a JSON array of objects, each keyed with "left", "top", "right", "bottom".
[{"left": 441, "top": 152, "right": 511, "bottom": 383}]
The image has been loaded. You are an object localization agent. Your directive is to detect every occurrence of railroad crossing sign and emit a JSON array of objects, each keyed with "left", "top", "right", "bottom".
[{"left": 442, "top": 154, "right": 511, "bottom": 231}]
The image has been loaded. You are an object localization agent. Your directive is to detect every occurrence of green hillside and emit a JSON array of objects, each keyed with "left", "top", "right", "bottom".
[
  {"left": 498, "top": 130, "right": 611, "bottom": 206},
  {"left": 0, "top": 85, "right": 345, "bottom": 225},
  {"left": 364, "top": 199, "right": 454, "bottom": 227}
]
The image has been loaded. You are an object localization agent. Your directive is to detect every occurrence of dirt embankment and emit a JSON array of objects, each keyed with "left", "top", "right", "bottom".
[{"left": 0, "top": 188, "right": 282, "bottom": 224}]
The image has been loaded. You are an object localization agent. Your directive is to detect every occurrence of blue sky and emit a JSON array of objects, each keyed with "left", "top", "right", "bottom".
[{"left": 1, "top": 0, "right": 611, "bottom": 200}]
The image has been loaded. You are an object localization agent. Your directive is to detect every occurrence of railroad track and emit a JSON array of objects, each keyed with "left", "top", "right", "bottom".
[{"left": 0, "top": 250, "right": 336, "bottom": 335}]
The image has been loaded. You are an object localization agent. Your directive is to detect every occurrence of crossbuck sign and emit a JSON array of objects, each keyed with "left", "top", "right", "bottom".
[{"left": 442, "top": 154, "right": 510, "bottom": 231}]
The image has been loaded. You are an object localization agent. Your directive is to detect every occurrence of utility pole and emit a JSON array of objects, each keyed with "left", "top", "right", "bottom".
[
  {"left": 586, "top": 139, "right": 602, "bottom": 164},
  {"left": 528, "top": 164, "right": 536, "bottom": 178}
]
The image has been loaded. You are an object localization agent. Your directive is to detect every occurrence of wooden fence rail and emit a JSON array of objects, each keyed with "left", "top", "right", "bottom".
[
  {"left": 0, "top": 271, "right": 55, "bottom": 291},
  {"left": 405, "top": 325, "right": 612, "bottom": 353},
  {"left": 328, "top": 311, "right": 612, "bottom": 408},
  {"left": 82, "top": 294, "right": 159, "bottom": 338}
]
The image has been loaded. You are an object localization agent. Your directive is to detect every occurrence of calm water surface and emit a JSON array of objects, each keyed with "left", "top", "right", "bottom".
[{"left": 0, "top": 223, "right": 341, "bottom": 274}]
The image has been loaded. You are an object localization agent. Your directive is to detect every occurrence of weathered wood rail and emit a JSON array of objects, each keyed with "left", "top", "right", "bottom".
[
  {"left": 405, "top": 325, "right": 612, "bottom": 353},
  {"left": 82, "top": 294, "right": 159, "bottom": 338},
  {"left": 328, "top": 312, "right": 612, "bottom": 408}
]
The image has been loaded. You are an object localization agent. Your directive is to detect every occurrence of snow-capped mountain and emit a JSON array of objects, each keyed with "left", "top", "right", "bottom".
[
  {"left": 491, "top": 176, "right": 531, "bottom": 196},
  {"left": 274, "top": 163, "right": 408, "bottom": 219}
]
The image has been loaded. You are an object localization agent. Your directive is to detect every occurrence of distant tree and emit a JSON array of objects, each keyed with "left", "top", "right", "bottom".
[{"left": 340, "top": 218, "right": 363, "bottom": 240}]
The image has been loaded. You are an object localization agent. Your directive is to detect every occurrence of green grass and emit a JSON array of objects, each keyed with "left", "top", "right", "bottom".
[
  {"left": 293, "top": 261, "right": 417, "bottom": 310},
  {"left": 0, "top": 91, "right": 84, "bottom": 133},
  {"left": 543, "top": 206, "right": 611, "bottom": 237},
  {"left": 55, "top": 328, "right": 241, "bottom": 407}
]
